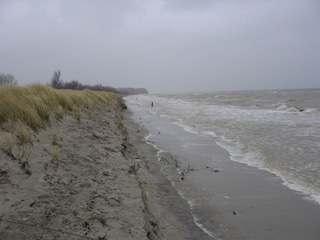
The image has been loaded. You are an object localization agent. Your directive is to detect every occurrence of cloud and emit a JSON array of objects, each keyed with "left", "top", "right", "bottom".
[{"left": 0, "top": 0, "right": 319, "bottom": 92}]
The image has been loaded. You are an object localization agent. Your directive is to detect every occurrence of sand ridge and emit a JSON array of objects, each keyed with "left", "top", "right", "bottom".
[{"left": 0, "top": 102, "right": 150, "bottom": 240}]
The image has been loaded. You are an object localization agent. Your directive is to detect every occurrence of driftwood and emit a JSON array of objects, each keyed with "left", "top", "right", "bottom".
[{"left": 160, "top": 150, "right": 192, "bottom": 179}]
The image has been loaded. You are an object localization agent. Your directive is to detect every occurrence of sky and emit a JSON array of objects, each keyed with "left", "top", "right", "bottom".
[{"left": 0, "top": 0, "right": 319, "bottom": 93}]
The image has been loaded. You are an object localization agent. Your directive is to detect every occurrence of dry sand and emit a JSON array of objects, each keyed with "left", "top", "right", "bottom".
[{"left": 0, "top": 101, "right": 154, "bottom": 240}]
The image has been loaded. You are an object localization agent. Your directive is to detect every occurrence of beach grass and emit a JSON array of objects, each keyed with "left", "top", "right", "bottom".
[
  {"left": 0, "top": 84, "right": 122, "bottom": 175},
  {"left": 14, "top": 121, "right": 34, "bottom": 145},
  {"left": 0, "top": 84, "right": 120, "bottom": 130}
]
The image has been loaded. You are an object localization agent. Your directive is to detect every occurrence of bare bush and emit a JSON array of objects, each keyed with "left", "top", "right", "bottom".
[
  {"left": 0, "top": 73, "right": 18, "bottom": 85},
  {"left": 50, "top": 70, "right": 64, "bottom": 89}
]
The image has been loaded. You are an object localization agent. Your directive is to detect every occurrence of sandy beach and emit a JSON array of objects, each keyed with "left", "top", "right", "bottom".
[
  {"left": 0, "top": 100, "right": 155, "bottom": 240},
  {"left": 0, "top": 94, "right": 209, "bottom": 240},
  {"left": 3, "top": 93, "right": 320, "bottom": 240}
]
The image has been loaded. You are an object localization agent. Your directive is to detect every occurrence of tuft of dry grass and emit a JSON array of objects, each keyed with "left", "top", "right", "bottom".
[
  {"left": 14, "top": 121, "right": 34, "bottom": 145},
  {"left": 17, "top": 145, "right": 32, "bottom": 162},
  {"left": 115, "top": 117, "right": 126, "bottom": 132},
  {"left": 17, "top": 145, "right": 32, "bottom": 175},
  {"left": 87, "top": 111, "right": 95, "bottom": 121},
  {"left": 72, "top": 107, "right": 81, "bottom": 122},
  {"left": 50, "top": 146, "right": 60, "bottom": 163},
  {"left": 49, "top": 132, "right": 63, "bottom": 146},
  {"left": 4, "top": 136, "right": 15, "bottom": 156},
  {"left": 103, "top": 118, "right": 110, "bottom": 125}
]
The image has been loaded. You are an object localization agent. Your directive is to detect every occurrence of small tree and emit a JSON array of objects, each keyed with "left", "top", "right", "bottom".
[
  {"left": 0, "top": 73, "right": 18, "bottom": 85},
  {"left": 50, "top": 70, "right": 63, "bottom": 89}
]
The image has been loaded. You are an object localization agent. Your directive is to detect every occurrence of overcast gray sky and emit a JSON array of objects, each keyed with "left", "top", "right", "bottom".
[{"left": 1, "top": 0, "right": 319, "bottom": 93}]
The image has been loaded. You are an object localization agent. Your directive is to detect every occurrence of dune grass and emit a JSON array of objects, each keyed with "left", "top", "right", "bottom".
[
  {"left": 0, "top": 84, "right": 121, "bottom": 175},
  {"left": 0, "top": 84, "right": 120, "bottom": 130}
]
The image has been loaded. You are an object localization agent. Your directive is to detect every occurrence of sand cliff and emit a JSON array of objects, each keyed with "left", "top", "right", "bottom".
[{"left": 0, "top": 100, "right": 153, "bottom": 240}]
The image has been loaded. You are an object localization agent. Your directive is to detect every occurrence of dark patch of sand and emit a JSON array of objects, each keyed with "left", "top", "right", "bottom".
[{"left": 124, "top": 110, "right": 215, "bottom": 240}]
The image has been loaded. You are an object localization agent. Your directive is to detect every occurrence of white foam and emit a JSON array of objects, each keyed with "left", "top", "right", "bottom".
[
  {"left": 215, "top": 138, "right": 262, "bottom": 168},
  {"left": 172, "top": 121, "right": 199, "bottom": 135},
  {"left": 144, "top": 134, "right": 166, "bottom": 160},
  {"left": 174, "top": 188, "right": 221, "bottom": 240},
  {"left": 215, "top": 136, "right": 320, "bottom": 205},
  {"left": 304, "top": 108, "right": 318, "bottom": 113},
  {"left": 201, "top": 131, "right": 217, "bottom": 138},
  {"left": 192, "top": 216, "right": 222, "bottom": 240},
  {"left": 145, "top": 133, "right": 153, "bottom": 141},
  {"left": 276, "top": 103, "right": 289, "bottom": 111},
  {"left": 276, "top": 103, "right": 303, "bottom": 113},
  {"left": 275, "top": 174, "right": 320, "bottom": 205},
  {"left": 304, "top": 194, "right": 320, "bottom": 205},
  {"left": 162, "top": 166, "right": 221, "bottom": 239}
]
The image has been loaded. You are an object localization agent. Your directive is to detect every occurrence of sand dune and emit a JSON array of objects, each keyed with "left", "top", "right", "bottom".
[{"left": 0, "top": 101, "right": 151, "bottom": 240}]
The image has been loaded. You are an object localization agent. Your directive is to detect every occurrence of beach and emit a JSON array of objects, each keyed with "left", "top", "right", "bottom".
[
  {"left": 124, "top": 91, "right": 320, "bottom": 240},
  {"left": 0, "top": 94, "right": 209, "bottom": 240},
  {"left": 0, "top": 100, "right": 153, "bottom": 240},
  {"left": 2, "top": 91, "right": 320, "bottom": 240}
]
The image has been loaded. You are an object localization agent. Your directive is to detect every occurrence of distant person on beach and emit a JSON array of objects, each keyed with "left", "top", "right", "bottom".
[{"left": 151, "top": 102, "right": 153, "bottom": 107}]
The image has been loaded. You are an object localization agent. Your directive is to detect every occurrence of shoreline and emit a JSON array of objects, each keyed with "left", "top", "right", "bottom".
[
  {"left": 124, "top": 110, "right": 214, "bottom": 240},
  {"left": 125, "top": 96, "right": 320, "bottom": 240}
]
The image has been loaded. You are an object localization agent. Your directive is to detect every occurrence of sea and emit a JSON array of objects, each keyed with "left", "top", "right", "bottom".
[{"left": 124, "top": 88, "right": 320, "bottom": 239}]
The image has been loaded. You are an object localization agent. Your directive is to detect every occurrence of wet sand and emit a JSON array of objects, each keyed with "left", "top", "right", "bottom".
[
  {"left": 124, "top": 111, "right": 214, "bottom": 240},
  {"left": 126, "top": 103, "right": 320, "bottom": 240}
]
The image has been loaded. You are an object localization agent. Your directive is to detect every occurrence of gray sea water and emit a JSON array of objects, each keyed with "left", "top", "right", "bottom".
[{"left": 126, "top": 89, "right": 320, "bottom": 204}]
